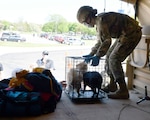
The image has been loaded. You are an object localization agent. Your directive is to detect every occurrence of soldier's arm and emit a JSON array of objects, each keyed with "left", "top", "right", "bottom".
[
  {"left": 95, "top": 21, "right": 112, "bottom": 57},
  {"left": 89, "top": 39, "right": 102, "bottom": 56}
]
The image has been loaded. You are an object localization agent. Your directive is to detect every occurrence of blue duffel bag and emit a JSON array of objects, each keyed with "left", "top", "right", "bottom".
[{"left": 0, "top": 90, "right": 42, "bottom": 117}]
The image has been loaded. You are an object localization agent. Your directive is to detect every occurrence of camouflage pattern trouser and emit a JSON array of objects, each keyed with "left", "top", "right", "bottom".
[{"left": 105, "top": 29, "right": 142, "bottom": 84}]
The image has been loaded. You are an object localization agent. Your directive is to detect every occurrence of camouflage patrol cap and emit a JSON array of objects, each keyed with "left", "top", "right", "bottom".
[{"left": 77, "top": 6, "right": 94, "bottom": 23}]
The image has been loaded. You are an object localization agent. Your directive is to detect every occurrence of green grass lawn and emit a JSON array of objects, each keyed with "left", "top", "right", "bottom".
[
  {"left": 0, "top": 41, "right": 65, "bottom": 47},
  {"left": 0, "top": 40, "right": 96, "bottom": 47}
]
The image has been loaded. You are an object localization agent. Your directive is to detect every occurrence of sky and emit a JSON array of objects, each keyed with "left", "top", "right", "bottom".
[{"left": 0, "top": 0, "right": 134, "bottom": 24}]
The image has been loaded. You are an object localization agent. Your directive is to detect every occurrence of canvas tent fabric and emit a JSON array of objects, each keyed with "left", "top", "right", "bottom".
[
  {"left": 121, "top": 0, "right": 150, "bottom": 25},
  {"left": 121, "top": 0, "right": 136, "bottom": 4}
]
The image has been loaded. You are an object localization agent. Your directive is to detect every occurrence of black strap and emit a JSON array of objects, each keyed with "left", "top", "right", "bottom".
[{"left": 134, "top": 0, "right": 139, "bottom": 20}]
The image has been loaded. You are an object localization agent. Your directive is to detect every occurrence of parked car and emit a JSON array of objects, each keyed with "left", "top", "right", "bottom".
[
  {"left": 81, "top": 35, "right": 97, "bottom": 40},
  {"left": 8, "top": 35, "right": 26, "bottom": 42},
  {"left": 48, "top": 36, "right": 55, "bottom": 41},
  {"left": 40, "top": 33, "right": 49, "bottom": 39},
  {"left": 54, "top": 35, "right": 65, "bottom": 43},
  {"left": 1, "top": 32, "right": 26, "bottom": 42},
  {"left": 64, "top": 37, "right": 85, "bottom": 45},
  {"left": 1, "top": 32, "right": 15, "bottom": 41}
]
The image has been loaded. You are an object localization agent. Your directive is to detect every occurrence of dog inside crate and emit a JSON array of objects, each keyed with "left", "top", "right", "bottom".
[
  {"left": 65, "top": 56, "right": 108, "bottom": 98},
  {"left": 66, "top": 57, "right": 87, "bottom": 97}
]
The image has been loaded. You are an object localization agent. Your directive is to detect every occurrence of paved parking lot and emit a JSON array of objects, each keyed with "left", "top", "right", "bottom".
[{"left": 0, "top": 45, "right": 91, "bottom": 81}]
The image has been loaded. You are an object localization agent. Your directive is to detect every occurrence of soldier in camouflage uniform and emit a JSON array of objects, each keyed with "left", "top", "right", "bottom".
[{"left": 77, "top": 6, "right": 142, "bottom": 99}]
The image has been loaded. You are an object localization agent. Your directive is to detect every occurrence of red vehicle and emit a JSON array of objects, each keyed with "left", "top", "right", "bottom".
[{"left": 54, "top": 35, "right": 65, "bottom": 43}]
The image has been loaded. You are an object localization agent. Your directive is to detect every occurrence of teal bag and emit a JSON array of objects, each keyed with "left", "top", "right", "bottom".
[{"left": 0, "top": 90, "right": 42, "bottom": 116}]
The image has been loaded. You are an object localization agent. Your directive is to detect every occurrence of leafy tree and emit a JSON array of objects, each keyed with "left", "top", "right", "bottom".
[
  {"left": 0, "top": 20, "right": 11, "bottom": 30},
  {"left": 42, "top": 22, "right": 55, "bottom": 32},
  {"left": 0, "top": 14, "right": 97, "bottom": 36},
  {"left": 68, "top": 23, "right": 78, "bottom": 32},
  {"left": 42, "top": 14, "right": 69, "bottom": 33}
]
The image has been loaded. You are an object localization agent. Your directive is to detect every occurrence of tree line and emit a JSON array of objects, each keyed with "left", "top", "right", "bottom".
[{"left": 0, "top": 14, "right": 96, "bottom": 36}]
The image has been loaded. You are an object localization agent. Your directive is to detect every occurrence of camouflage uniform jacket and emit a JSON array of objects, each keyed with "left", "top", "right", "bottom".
[{"left": 89, "top": 12, "right": 142, "bottom": 57}]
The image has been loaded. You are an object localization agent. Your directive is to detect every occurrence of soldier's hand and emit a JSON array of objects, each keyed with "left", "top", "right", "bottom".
[
  {"left": 82, "top": 54, "right": 93, "bottom": 63},
  {"left": 91, "top": 56, "right": 100, "bottom": 66},
  {"left": 82, "top": 54, "right": 93, "bottom": 58}
]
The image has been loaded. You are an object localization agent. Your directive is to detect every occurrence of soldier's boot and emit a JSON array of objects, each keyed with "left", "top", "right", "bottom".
[
  {"left": 102, "top": 79, "right": 118, "bottom": 93},
  {"left": 107, "top": 83, "right": 129, "bottom": 99}
]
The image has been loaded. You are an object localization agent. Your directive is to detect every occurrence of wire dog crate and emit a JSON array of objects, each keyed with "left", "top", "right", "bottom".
[{"left": 65, "top": 56, "right": 109, "bottom": 102}]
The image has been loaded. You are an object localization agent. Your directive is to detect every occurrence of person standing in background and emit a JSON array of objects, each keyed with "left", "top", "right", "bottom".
[{"left": 36, "top": 50, "right": 56, "bottom": 71}]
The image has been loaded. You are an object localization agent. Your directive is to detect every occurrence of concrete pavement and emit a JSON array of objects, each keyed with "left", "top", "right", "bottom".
[
  {"left": 1, "top": 90, "right": 150, "bottom": 120},
  {"left": 0, "top": 44, "right": 150, "bottom": 120}
]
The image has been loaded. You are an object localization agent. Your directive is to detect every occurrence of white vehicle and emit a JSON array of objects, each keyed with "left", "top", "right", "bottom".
[{"left": 64, "top": 37, "right": 85, "bottom": 45}]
